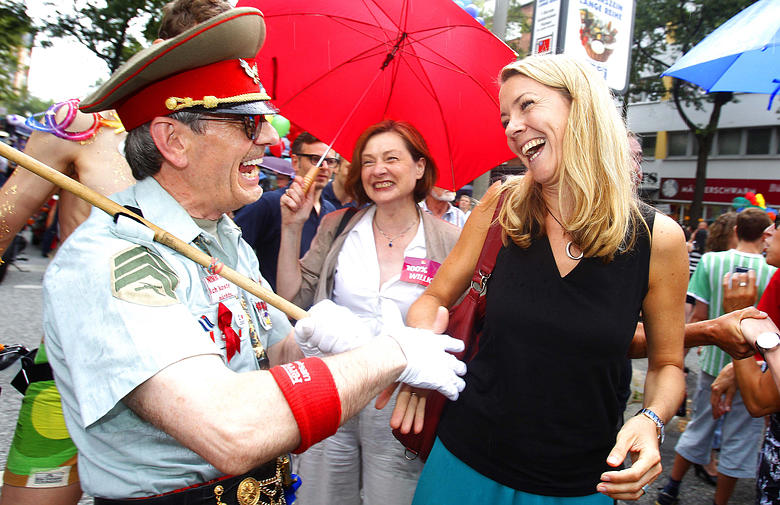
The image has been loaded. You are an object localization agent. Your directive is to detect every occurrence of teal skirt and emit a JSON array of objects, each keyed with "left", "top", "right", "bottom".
[{"left": 412, "top": 438, "right": 613, "bottom": 505}]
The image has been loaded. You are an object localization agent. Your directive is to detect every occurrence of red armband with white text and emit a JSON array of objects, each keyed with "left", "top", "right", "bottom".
[{"left": 269, "top": 358, "right": 341, "bottom": 453}]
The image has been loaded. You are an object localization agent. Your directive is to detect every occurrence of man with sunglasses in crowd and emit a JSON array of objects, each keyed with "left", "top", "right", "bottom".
[
  {"left": 40, "top": 8, "right": 467, "bottom": 504},
  {"left": 235, "top": 132, "right": 339, "bottom": 290}
]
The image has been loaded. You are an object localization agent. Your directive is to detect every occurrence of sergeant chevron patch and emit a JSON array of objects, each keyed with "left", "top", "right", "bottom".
[{"left": 110, "top": 246, "right": 180, "bottom": 306}]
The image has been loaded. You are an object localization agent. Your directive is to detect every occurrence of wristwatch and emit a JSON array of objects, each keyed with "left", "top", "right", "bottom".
[
  {"left": 755, "top": 331, "right": 780, "bottom": 356},
  {"left": 637, "top": 408, "right": 665, "bottom": 445}
]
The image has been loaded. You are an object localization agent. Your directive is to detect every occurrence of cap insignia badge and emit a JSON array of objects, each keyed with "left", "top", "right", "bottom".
[{"left": 239, "top": 59, "right": 260, "bottom": 85}]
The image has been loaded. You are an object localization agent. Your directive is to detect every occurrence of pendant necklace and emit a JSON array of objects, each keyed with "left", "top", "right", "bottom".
[
  {"left": 546, "top": 207, "right": 584, "bottom": 260},
  {"left": 374, "top": 214, "right": 418, "bottom": 248}
]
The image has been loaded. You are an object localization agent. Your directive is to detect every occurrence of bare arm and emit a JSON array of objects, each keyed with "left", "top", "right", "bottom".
[
  {"left": 628, "top": 307, "right": 764, "bottom": 359},
  {"left": 388, "top": 181, "right": 501, "bottom": 432},
  {"left": 124, "top": 335, "right": 406, "bottom": 476},
  {"left": 406, "top": 181, "right": 501, "bottom": 328},
  {"left": 600, "top": 213, "right": 687, "bottom": 500},
  {"left": 741, "top": 317, "right": 780, "bottom": 395},
  {"left": 276, "top": 177, "right": 313, "bottom": 301},
  {"left": 0, "top": 131, "right": 75, "bottom": 254},
  {"left": 732, "top": 356, "right": 780, "bottom": 417}
]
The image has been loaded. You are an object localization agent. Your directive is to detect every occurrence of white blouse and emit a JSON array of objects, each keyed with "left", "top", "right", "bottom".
[{"left": 331, "top": 205, "right": 428, "bottom": 335}]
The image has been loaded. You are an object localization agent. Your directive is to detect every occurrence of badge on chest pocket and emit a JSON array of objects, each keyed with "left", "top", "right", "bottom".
[{"left": 202, "top": 274, "right": 238, "bottom": 304}]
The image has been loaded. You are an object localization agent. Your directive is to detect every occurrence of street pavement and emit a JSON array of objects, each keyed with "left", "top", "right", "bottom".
[{"left": 0, "top": 236, "right": 759, "bottom": 504}]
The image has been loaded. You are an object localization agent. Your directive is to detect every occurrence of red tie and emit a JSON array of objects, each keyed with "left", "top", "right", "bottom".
[{"left": 217, "top": 302, "right": 241, "bottom": 362}]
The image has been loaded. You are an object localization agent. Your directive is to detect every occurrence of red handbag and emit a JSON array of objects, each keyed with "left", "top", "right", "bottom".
[{"left": 392, "top": 200, "right": 504, "bottom": 461}]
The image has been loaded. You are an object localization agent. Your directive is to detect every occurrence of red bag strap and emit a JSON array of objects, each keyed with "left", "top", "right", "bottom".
[{"left": 467, "top": 193, "right": 505, "bottom": 299}]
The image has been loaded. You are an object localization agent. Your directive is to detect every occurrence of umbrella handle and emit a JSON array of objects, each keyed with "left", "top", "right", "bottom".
[
  {"left": 0, "top": 141, "right": 309, "bottom": 322},
  {"left": 300, "top": 163, "right": 320, "bottom": 194}
]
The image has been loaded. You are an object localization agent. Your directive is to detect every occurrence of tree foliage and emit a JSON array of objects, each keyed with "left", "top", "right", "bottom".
[
  {"left": 4, "top": 90, "right": 53, "bottom": 117},
  {"left": 39, "top": 0, "right": 168, "bottom": 74},
  {"left": 0, "top": 0, "right": 33, "bottom": 105},
  {"left": 630, "top": 0, "right": 756, "bottom": 223}
]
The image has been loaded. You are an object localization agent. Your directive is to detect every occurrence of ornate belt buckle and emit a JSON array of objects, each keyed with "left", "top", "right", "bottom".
[{"left": 237, "top": 477, "right": 261, "bottom": 505}]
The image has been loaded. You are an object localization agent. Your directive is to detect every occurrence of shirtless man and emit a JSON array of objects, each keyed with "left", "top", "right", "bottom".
[{"left": 0, "top": 109, "right": 131, "bottom": 256}]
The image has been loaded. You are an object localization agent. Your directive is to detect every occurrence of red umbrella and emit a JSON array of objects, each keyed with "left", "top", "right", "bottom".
[{"left": 237, "top": 0, "right": 517, "bottom": 190}]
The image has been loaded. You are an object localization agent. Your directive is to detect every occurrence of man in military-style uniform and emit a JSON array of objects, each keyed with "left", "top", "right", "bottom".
[{"left": 41, "top": 8, "right": 467, "bottom": 504}]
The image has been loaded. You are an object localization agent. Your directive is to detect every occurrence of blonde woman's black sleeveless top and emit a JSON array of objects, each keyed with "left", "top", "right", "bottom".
[{"left": 437, "top": 205, "right": 655, "bottom": 497}]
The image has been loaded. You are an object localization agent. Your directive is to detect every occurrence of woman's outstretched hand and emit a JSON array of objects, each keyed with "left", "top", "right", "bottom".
[
  {"left": 376, "top": 306, "right": 451, "bottom": 436},
  {"left": 597, "top": 413, "right": 663, "bottom": 500}
]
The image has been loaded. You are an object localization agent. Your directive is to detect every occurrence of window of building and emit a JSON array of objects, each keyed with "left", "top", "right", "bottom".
[
  {"left": 668, "top": 131, "right": 688, "bottom": 156},
  {"left": 717, "top": 129, "right": 741, "bottom": 155},
  {"left": 746, "top": 127, "right": 772, "bottom": 155},
  {"left": 640, "top": 133, "right": 656, "bottom": 159}
]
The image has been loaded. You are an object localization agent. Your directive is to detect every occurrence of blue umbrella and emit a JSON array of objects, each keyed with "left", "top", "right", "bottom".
[{"left": 662, "top": 0, "right": 780, "bottom": 109}]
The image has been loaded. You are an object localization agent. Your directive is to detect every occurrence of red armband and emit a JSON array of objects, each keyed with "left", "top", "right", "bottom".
[{"left": 269, "top": 357, "right": 341, "bottom": 453}]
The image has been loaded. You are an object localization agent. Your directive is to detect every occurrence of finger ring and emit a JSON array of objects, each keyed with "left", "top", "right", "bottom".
[
  {"left": 410, "top": 392, "right": 417, "bottom": 397},
  {"left": 739, "top": 282, "right": 747, "bottom": 287},
  {"left": 641, "top": 484, "right": 649, "bottom": 495}
]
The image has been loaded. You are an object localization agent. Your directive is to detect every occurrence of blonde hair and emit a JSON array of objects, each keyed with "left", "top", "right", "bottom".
[{"left": 497, "top": 54, "right": 645, "bottom": 260}]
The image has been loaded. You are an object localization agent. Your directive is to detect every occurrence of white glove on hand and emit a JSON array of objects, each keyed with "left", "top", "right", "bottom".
[
  {"left": 381, "top": 301, "right": 467, "bottom": 401},
  {"left": 294, "top": 299, "right": 373, "bottom": 356}
]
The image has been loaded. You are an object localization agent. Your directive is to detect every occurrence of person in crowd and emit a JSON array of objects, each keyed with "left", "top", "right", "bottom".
[
  {"left": 457, "top": 193, "right": 472, "bottom": 215},
  {"left": 256, "top": 155, "right": 295, "bottom": 190},
  {"left": 40, "top": 10, "right": 467, "bottom": 502},
  {"left": 691, "top": 211, "right": 739, "bottom": 477},
  {"left": 0, "top": 3, "right": 234, "bottom": 504},
  {"left": 394, "top": 54, "right": 688, "bottom": 504},
  {"left": 0, "top": 110, "right": 131, "bottom": 258},
  {"left": 688, "top": 228, "right": 708, "bottom": 277},
  {"left": 706, "top": 211, "right": 738, "bottom": 253},
  {"left": 234, "top": 132, "right": 338, "bottom": 290},
  {"left": 321, "top": 159, "right": 355, "bottom": 210},
  {"left": 628, "top": 131, "right": 643, "bottom": 186},
  {"left": 419, "top": 185, "right": 468, "bottom": 228},
  {"left": 276, "top": 119, "right": 461, "bottom": 505},
  {"left": 656, "top": 207, "right": 776, "bottom": 505},
  {"left": 709, "top": 222, "right": 780, "bottom": 504}
]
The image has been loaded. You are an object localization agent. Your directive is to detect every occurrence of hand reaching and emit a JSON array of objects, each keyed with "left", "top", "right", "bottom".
[
  {"left": 597, "top": 414, "right": 662, "bottom": 500},
  {"left": 280, "top": 177, "right": 315, "bottom": 228},
  {"left": 710, "top": 363, "right": 736, "bottom": 419},
  {"left": 722, "top": 270, "right": 757, "bottom": 312},
  {"left": 381, "top": 301, "right": 466, "bottom": 401},
  {"left": 376, "top": 307, "right": 452, "bottom": 434},
  {"left": 709, "top": 306, "right": 767, "bottom": 359},
  {"left": 293, "top": 299, "right": 373, "bottom": 357}
]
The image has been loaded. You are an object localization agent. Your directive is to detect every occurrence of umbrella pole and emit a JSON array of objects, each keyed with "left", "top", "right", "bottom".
[
  {"left": 299, "top": 71, "right": 384, "bottom": 194},
  {"left": 0, "top": 141, "right": 309, "bottom": 322}
]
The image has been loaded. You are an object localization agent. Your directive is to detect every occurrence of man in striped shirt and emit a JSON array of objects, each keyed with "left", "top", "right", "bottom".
[{"left": 657, "top": 208, "right": 776, "bottom": 505}]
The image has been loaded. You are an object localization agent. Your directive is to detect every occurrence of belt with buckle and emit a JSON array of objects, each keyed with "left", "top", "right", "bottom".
[{"left": 94, "top": 456, "right": 293, "bottom": 505}]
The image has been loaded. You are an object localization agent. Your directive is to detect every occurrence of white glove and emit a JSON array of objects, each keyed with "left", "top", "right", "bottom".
[
  {"left": 294, "top": 299, "right": 373, "bottom": 356},
  {"left": 381, "top": 301, "right": 467, "bottom": 401}
]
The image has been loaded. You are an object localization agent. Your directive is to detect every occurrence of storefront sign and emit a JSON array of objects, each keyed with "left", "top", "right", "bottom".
[
  {"left": 530, "top": 0, "right": 636, "bottom": 93},
  {"left": 659, "top": 178, "right": 780, "bottom": 205}
]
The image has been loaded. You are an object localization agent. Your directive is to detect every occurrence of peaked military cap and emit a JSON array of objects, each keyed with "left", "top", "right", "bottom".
[{"left": 80, "top": 7, "right": 277, "bottom": 131}]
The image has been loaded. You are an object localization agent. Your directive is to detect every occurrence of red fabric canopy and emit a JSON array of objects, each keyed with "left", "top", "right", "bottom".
[{"left": 238, "top": 0, "right": 517, "bottom": 190}]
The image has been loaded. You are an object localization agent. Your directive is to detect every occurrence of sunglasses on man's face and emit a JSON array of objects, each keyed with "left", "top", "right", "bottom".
[{"left": 200, "top": 114, "right": 266, "bottom": 141}]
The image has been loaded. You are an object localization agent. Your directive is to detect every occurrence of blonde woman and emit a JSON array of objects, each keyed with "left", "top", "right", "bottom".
[{"left": 401, "top": 55, "right": 687, "bottom": 504}]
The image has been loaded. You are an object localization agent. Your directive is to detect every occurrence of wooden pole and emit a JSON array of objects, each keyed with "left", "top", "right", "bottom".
[{"left": 0, "top": 141, "right": 309, "bottom": 322}]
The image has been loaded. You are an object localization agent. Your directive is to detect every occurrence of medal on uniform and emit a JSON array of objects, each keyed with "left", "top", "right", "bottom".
[
  {"left": 240, "top": 298, "right": 269, "bottom": 369},
  {"left": 255, "top": 300, "right": 273, "bottom": 330}
]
